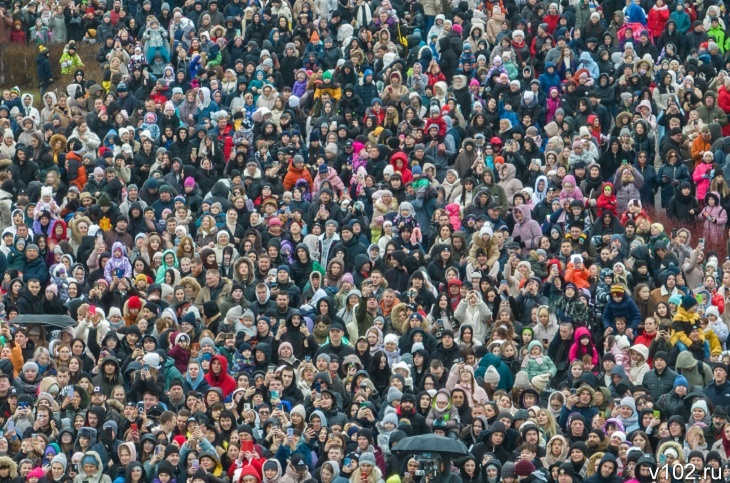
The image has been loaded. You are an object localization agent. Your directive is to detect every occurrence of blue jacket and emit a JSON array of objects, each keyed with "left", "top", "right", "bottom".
[
  {"left": 538, "top": 63, "right": 561, "bottom": 95},
  {"left": 704, "top": 379, "right": 730, "bottom": 409},
  {"left": 23, "top": 257, "right": 48, "bottom": 284},
  {"left": 558, "top": 402, "right": 599, "bottom": 430},
  {"left": 626, "top": 3, "right": 647, "bottom": 24},
  {"left": 355, "top": 71, "right": 379, "bottom": 108},
  {"left": 579, "top": 52, "right": 599, "bottom": 78},
  {"left": 602, "top": 294, "right": 642, "bottom": 330}
]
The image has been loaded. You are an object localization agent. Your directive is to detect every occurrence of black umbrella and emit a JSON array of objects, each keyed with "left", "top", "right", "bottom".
[
  {"left": 12, "top": 314, "right": 76, "bottom": 329},
  {"left": 392, "top": 435, "right": 468, "bottom": 457}
]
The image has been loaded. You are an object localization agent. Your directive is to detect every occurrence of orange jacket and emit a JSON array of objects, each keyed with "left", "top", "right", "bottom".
[
  {"left": 9, "top": 343, "right": 23, "bottom": 377},
  {"left": 283, "top": 162, "right": 314, "bottom": 191},
  {"left": 565, "top": 262, "right": 591, "bottom": 289},
  {"left": 690, "top": 135, "right": 711, "bottom": 165}
]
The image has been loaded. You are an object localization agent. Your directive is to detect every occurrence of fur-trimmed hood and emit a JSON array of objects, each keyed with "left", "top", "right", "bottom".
[{"left": 0, "top": 457, "right": 17, "bottom": 478}]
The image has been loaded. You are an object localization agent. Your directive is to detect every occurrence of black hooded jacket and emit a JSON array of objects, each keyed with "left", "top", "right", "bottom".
[{"left": 438, "top": 37, "right": 458, "bottom": 82}]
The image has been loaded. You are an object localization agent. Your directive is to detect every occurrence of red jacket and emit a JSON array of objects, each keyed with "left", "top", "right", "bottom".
[
  {"left": 596, "top": 182, "right": 618, "bottom": 216},
  {"left": 10, "top": 27, "right": 25, "bottom": 44},
  {"left": 364, "top": 108, "right": 385, "bottom": 126},
  {"left": 647, "top": 4, "right": 669, "bottom": 38},
  {"left": 425, "top": 115, "right": 447, "bottom": 137},
  {"left": 427, "top": 71, "right": 446, "bottom": 86},
  {"left": 204, "top": 355, "right": 238, "bottom": 397},
  {"left": 150, "top": 90, "right": 169, "bottom": 106},
  {"left": 543, "top": 13, "right": 560, "bottom": 33},
  {"left": 229, "top": 457, "right": 264, "bottom": 480},
  {"left": 390, "top": 152, "right": 413, "bottom": 184},
  {"left": 718, "top": 85, "right": 730, "bottom": 136}
]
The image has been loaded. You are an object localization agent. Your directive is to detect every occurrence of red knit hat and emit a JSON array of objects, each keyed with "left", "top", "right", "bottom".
[
  {"left": 128, "top": 295, "right": 142, "bottom": 310},
  {"left": 514, "top": 460, "right": 536, "bottom": 477}
]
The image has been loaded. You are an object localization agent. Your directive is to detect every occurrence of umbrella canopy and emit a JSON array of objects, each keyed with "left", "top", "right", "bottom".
[
  {"left": 392, "top": 434, "right": 468, "bottom": 457},
  {"left": 12, "top": 315, "right": 76, "bottom": 329}
]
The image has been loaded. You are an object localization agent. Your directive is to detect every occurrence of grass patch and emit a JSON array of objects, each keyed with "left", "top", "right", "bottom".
[{"left": 0, "top": 42, "right": 105, "bottom": 106}]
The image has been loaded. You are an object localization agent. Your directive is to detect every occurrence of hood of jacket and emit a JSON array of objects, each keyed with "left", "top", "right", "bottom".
[{"left": 438, "top": 37, "right": 452, "bottom": 51}]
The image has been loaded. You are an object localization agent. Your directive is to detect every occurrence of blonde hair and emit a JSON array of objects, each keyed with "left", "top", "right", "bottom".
[
  {"left": 686, "top": 426, "right": 706, "bottom": 448},
  {"left": 586, "top": 452, "right": 605, "bottom": 477},
  {"left": 537, "top": 408, "right": 559, "bottom": 439}
]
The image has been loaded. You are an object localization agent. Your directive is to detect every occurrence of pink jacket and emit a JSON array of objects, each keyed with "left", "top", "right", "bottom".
[
  {"left": 312, "top": 166, "right": 346, "bottom": 195},
  {"left": 559, "top": 175, "right": 584, "bottom": 203},
  {"left": 568, "top": 327, "right": 600, "bottom": 365},
  {"left": 445, "top": 203, "right": 462, "bottom": 231},
  {"left": 692, "top": 162, "right": 713, "bottom": 201},
  {"left": 700, "top": 192, "right": 728, "bottom": 240},
  {"left": 610, "top": 344, "right": 630, "bottom": 371}
]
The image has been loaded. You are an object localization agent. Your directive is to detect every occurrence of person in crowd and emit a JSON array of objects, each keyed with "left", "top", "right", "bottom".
[{"left": 0, "top": 2, "right": 724, "bottom": 482}]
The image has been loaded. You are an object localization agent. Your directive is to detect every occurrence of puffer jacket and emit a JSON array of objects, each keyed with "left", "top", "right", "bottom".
[
  {"left": 498, "top": 163, "right": 523, "bottom": 204},
  {"left": 699, "top": 192, "right": 727, "bottom": 240},
  {"left": 454, "top": 296, "right": 491, "bottom": 344},
  {"left": 48, "top": 13, "right": 67, "bottom": 43},
  {"left": 511, "top": 205, "right": 543, "bottom": 255},
  {"left": 614, "top": 165, "right": 644, "bottom": 212},
  {"left": 657, "top": 391, "right": 687, "bottom": 418},
  {"left": 692, "top": 162, "right": 713, "bottom": 203},
  {"left": 523, "top": 340, "right": 557, "bottom": 380},
  {"left": 671, "top": 306, "right": 704, "bottom": 347},
  {"left": 643, "top": 366, "right": 678, "bottom": 402}
]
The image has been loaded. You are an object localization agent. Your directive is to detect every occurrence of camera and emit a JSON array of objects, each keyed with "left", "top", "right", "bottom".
[{"left": 414, "top": 454, "right": 441, "bottom": 479}]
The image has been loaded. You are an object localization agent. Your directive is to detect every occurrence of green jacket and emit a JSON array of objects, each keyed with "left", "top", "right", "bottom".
[
  {"left": 162, "top": 357, "right": 183, "bottom": 391},
  {"left": 525, "top": 340, "right": 558, "bottom": 379},
  {"left": 707, "top": 25, "right": 728, "bottom": 53}
]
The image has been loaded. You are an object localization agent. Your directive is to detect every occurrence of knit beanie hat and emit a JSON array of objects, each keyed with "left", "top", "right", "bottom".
[
  {"left": 501, "top": 462, "right": 515, "bottom": 479},
  {"left": 52, "top": 453, "right": 68, "bottom": 472},
  {"left": 514, "top": 459, "right": 535, "bottom": 477},
  {"left": 682, "top": 294, "right": 698, "bottom": 310}
]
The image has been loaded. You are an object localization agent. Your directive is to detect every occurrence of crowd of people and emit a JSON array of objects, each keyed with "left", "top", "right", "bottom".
[{"left": 0, "top": 0, "right": 729, "bottom": 481}]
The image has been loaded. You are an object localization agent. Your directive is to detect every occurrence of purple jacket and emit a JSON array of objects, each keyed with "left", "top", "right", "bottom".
[{"left": 512, "top": 205, "right": 543, "bottom": 255}]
